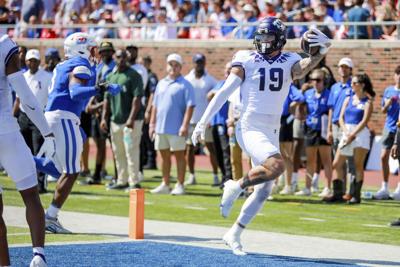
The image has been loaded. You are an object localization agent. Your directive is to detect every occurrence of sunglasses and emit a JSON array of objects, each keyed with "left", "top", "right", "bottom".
[{"left": 351, "top": 81, "right": 360, "bottom": 85}]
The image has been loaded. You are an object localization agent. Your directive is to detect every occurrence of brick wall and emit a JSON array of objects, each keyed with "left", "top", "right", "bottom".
[{"left": 19, "top": 39, "right": 400, "bottom": 134}]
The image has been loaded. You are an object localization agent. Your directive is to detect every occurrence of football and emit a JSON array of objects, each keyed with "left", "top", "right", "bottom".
[{"left": 301, "top": 30, "right": 320, "bottom": 56}]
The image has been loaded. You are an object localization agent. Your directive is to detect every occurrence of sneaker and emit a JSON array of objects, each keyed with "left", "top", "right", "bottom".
[
  {"left": 78, "top": 177, "right": 102, "bottom": 185},
  {"left": 392, "top": 189, "right": 400, "bottom": 201},
  {"left": 223, "top": 230, "right": 247, "bottom": 256},
  {"left": 295, "top": 187, "right": 311, "bottom": 196},
  {"left": 171, "top": 183, "right": 185, "bottom": 195},
  {"left": 106, "top": 178, "right": 118, "bottom": 187},
  {"left": 184, "top": 173, "right": 196, "bottom": 186},
  {"left": 278, "top": 174, "right": 285, "bottom": 188},
  {"left": 311, "top": 176, "right": 319, "bottom": 193},
  {"left": 107, "top": 182, "right": 129, "bottom": 190},
  {"left": 30, "top": 254, "right": 47, "bottom": 267},
  {"left": 220, "top": 180, "right": 244, "bottom": 218},
  {"left": 279, "top": 185, "right": 294, "bottom": 195},
  {"left": 373, "top": 188, "right": 390, "bottom": 200},
  {"left": 150, "top": 182, "right": 171, "bottom": 194},
  {"left": 79, "top": 170, "right": 91, "bottom": 177},
  {"left": 143, "top": 162, "right": 157, "bottom": 170},
  {"left": 212, "top": 175, "right": 219, "bottom": 187},
  {"left": 389, "top": 218, "right": 400, "bottom": 227},
  {"left": 125, "top": 183, "right": 142, "bottom": 192},
  {"left": 318, "top": 187, "right": 331, "bottom": 198},
  {"left": 45, "top": 216, "right": 71, "bottom": 234}
]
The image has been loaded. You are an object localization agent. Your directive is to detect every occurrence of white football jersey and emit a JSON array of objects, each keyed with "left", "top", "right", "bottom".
[
  {"left": 0, "top": 35, "right": 19, "bottom": 134},
  {"left": 232, "top": 50, "right": 301, "bottom": 117}
]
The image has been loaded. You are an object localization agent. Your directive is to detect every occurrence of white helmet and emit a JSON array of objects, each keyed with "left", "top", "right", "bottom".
[{"left": 64, "top": 32, "right": 97, "bottom": 60}]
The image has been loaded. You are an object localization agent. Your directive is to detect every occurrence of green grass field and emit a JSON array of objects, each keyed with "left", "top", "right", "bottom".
[{"left": 2, "top": 168, "right": 400, "bottom": 246}]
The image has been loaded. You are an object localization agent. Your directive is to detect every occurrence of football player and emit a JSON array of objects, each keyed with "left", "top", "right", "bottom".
[
  {"left": 192, "top": 17, "right": 331, "bottom": 255},
  {"left": 37, "top": 32, "right": 121, "bottom": 234},
  {"left": 0, "top": 34, "right": 56, "bottom": 267}
]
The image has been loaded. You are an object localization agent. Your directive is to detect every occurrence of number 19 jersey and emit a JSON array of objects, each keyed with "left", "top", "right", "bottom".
[{"left": 231, "top": 50, "right": 301, "bottom": 117}]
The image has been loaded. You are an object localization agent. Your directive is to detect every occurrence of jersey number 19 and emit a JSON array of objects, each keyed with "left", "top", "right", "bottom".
[{"left": 258, "top": 68, "right": 283, "bottom": 92}]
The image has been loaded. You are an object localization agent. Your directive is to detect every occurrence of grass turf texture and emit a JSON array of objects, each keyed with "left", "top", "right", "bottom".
[{"left": 1, "top": 169, "right": 400, "bottom": 246}]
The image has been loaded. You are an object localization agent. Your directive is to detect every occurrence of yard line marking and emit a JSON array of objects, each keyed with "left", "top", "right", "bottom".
[
  {"left": 184, "top": 206, "right": 207, "bottom": 211},
  {"left": 300, "top": 217, "right": 326, "bottom": 222},
  {"left": 256, "top": 213, "right": 265, "bottom": 216},
  {"left": 362, "top": 224, "right": 388, "bottom": 228},
  {"left": 83, "top": 196, "right": 101, "bottom": 200},
  {"left": 145, "top": 201, "right": 154, "bottom": 205}
]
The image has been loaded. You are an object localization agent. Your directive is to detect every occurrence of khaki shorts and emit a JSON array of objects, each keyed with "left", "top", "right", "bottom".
[
  {"left": 186, "top": 124, "right": 214, "bottom": 145},
  {"left": 155, "top": 134, "right": 186, "bottom": 151}
]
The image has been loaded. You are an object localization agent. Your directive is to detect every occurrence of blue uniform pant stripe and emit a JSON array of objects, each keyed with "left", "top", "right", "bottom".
[
  {"left": 67, "top": 120, "right": 77, "bottom": 174},
  {"left": 61, "top": 119, "right": 70, "bottom": 174}
]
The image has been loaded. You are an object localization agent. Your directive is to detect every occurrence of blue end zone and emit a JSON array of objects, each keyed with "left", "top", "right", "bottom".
[{"left": 10, "top": 241, "right": 357, "bottom": 267}]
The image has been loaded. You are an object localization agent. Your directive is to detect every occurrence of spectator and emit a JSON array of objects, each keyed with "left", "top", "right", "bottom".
[
  {"left": 21, "top": 0, "right": 44, "bottom": 24},
  {"left": 376, "top": 0, "right": 398, "bottom": 39},
  {"left": 176, "top": 7, "right": 191, "bottom": 38},
  {"left": 41, "top": 0, "right": 57, "bottom": 22},
  {"left": 13, "top": 49, "right": 52, "bottom": 193},
  {"left": 373, "top": 66, "right": 400, "bottom": 200},
  {"left": 0, "top": 0, "right": 10, "bottom": 35},
  {"left": 57, "top": 0, "right": 86, "bottom": 25},
  {"left": 149, "top": 53, "right": 195, "bottom": 195},
  {"left": 126, "top": 45, "right": 148, "bottom": 96},
  {"left": 327, "top": 57, "right": 356, "bottom": 198},
  {"left": 346, "top": 0, "right": 373, "bottom": 39},
  {"left": 260, "top": 0, "right": 277, "bottom": 18},
  {"left": 221, "top": 7, "right": 237, "bottom": 37},
  {"left": 326, "top": 73, "right": 375, "bottom": 204},
  {"left": 97, "top": 8, "right": 117, "bottom": 39},
  {"left": 25, "top": 15, "right": 41, "bottom": 38},
  {"left": 101, "top": 49, "right": 144, "bottom": 190},
  {"left": 234, "top": 4, "right": 257, "bottom": 39},
  {"left": 296, "top": 69, "right": 332, "bottom": 197},
  {"left": 208, "top": 0, "right": 224, "bottom": 38},
  {"left": 43, "top": 48, "right": 61, "bottom": 73},
  {"left": 129, "top": 0, "right": 146, "bottom": 22},
  {"left": 279, "top": 84, "right": 304, "bottom": 195},
  {"left": 184, "top": 53, "right": 219, "bottom": 186},
  {"left": 139, "top": 55, "right": 158, "bottom": 170},
  {"left": 154, "top": 9, "right": 177, "bottom": 40},
  {"left": 18, "top": 46, "right": 28, "bottom": 72},
  {"left": 197, "top": 0, "right": 211, "bottom": 23}
]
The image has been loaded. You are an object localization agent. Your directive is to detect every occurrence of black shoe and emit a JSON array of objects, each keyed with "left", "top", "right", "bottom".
[
  {"left": 390, "top": 218, "right": 400, "bottom": 227},
  {"left": 125, "top": 183, "right": 142, "bottom": 192},
  {"left": 143, "top": 163, "right": 157, "bottom": 170},
  {"left": 38, "top": 185, "right": 47, "bottom": 194},
  {"left": 107, "top": 183, "right": 129, "bottom": 190},
  {"left": 79, "top": 177, "right": 102, "bottom": 185},
  {"left": 79, "top": 170, "right": 91, "bottom": 177}
]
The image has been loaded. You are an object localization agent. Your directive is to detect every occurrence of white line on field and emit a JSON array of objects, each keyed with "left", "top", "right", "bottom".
[
  {"left": 8, "top": 233, "right": 30, "bottom": 236},
  {"left": 184, "top": 206, "right": 207, "bottom": 211},
  {"left": 145, "top": 201, "right": 154, "bottom": 205},
  {"left": 300, "top": 217, "right": 326, "bottom": 222},
  {"left": 362, "top": 224, "right": 388, "bottom": 228}
]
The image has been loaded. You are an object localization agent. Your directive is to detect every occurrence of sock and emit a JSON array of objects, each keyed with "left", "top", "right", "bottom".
[
  {"left": 292, "top": 172, "right": 298, "bottom": 185},
  {"left": 230, "top": 222, "right": 245, "bottom": 237},
  {"left": 33, "top": 247, "right": 44, "bottom": 256},
  {"left": 382, "top": 181, "right": 388, "bottom": 190},
  {"left": 46, "top": 204, "right": 60, "bottom": 218}
]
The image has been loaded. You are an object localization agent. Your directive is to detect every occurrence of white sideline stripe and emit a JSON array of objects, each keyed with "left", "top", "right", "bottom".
[
  {"left": 83, "top": 196, "right": 101, "bottom": 200},
  {"left": 362, "top": 224, "right": 388, "bottom": 228},
  {"left": 9, "top": 233, "right": 30, "bottom": 236},
  {"left": 145, "top": 201, "right": 153, "bottom": 205},
  {"left": 256, "top": 213, "right": 265, "bottom": 216},
  {"left": 300, "top": 217, "right": 326, "bottom": 222},
  {"left": 184, "top": 206, "right": 207, "bottom": 211}
]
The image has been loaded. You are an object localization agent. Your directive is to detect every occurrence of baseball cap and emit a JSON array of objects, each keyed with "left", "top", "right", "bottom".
[
  {"left": 99, "top": 41, "right": 115, "bottom": 53},
  {"left": 26, "top": 49, "right": 40, "bottom": 60},
  {"left": 167, "top": 53, "right": 183, "bottom": 65},
  {"left": 265, "top": 0, "right": 276, "bottom": 5},
  {"left": 338, "top": 57, "right": 353, "bottom": 68},
  {"left": 45, "top": 48, "right": 60, "bottom": 58},
  {"left": 192, "top": 53, "right": 205, "bottom": 63},
  {"left": 243, "top": 4, "right": 254, "bottom": 12}
]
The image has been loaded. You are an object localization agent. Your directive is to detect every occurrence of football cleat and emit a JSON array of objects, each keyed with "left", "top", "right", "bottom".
[
  {"left": 223, "top": 231, "right": 247, "bottom": 256},
  {"left": 45, "top": 215, "right": 71, "bottom": 234},
  {"left": 30, "top": 254, "right": 47, "bottom": 267}
]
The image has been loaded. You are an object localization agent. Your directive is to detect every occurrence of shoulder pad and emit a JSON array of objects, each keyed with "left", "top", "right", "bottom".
[
  {"left": 231, "top": 50, "right": 252, "bottom": 66},
  {"left": 72, "top": 65, "right": 92, "bottom": 80}
]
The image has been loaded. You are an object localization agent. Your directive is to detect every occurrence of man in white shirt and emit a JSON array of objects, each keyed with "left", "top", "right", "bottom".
[
  {"left": 185, "top": 53, "right": 219, "bottom": 186},
  {"left": 13, "top": 49, "right": 52, "bottom": 193}
]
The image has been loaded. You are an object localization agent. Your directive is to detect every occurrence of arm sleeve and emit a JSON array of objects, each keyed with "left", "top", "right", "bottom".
[
  {"left": 69, "top": 65, "right": 98, "bottom": 101},
  {"left": 198, "top": 73, "right": 242, "bottom": 125},
  {"left": 7, "top": 71, "right": 52, "bottom": 136}
]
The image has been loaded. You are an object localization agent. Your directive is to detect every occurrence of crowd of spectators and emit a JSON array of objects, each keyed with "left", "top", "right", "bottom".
[{"left": 1, "top": 0, "right": 399, "bottom": 40}]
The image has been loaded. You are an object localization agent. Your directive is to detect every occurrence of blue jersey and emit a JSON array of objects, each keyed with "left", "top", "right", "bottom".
[
  {"left": 281, "top": 84, "right": 304, "bottom": 117},
  {"left": 304, "top": 88, "right": 330, "bottom": 130},
  {"left": 327, "top": 79, "right": 352, "bottom": 124},
  {"left": 382, "top": 86, "right": 400, "bottom": 133},
  {"left": 46, "top": 57, "right": 96, "bottom": 117},
  {"left": 344, "top": 95, "right": 369, "bottom": 124}
]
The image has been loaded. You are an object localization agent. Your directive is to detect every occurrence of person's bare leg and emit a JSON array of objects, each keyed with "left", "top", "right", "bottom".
[
  {"left": 19, "top": 186, "right": 45, "bottom": 248},
  {"left": 52, "top": 173, "right": 79, "bottom": 208},
  {"left": 81, "top": 140, "right": 90, "bottom": 173},
  {"left": 174, "top": 150, "right": 186, "bottom": 184},
  {"left": 159, "top": 149, "right": 171, "bottom": 185},
  {"left": 205, "top": 142, "right": 219, "bottom": 176},
  {"left": 304, "top": 147, "right": 317, "bottom": 190},
  {"left": 0, "top": 196, "right": 10, "bottom": 266},
  {"left": 318, "top": 146, "right": 333, "bottom": 189},
  {"left": 186, "top": 145, "right": 195, "bottom": 175},
  {"left": 280, "top": 142, "right": 294, "bottom": 187}
]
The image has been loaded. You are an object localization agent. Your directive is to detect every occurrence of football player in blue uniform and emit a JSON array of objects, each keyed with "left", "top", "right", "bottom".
[
  {"left": 36, "top": 32, "right": 121, "bottom": 234},
  {"left": 192, "top": 18, "right": 331, "bottom": 255}
]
